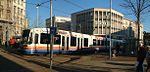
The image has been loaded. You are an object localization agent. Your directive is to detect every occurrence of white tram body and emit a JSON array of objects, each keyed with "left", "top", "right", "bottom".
[{"left": 21, "top": 28, "right": 124, "bottom": 54}]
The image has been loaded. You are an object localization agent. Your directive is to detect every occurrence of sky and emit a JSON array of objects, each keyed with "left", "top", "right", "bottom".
[{"left": 26, "top": 0, "right": 150, "bottom": 32}]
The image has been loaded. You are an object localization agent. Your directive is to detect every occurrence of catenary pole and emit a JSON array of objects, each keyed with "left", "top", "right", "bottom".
[
  {"left": 49, "top": 0, "right": 53, "bottom": 69},
  {"left": 109, "top": 0, "right": 112, "bottom": 60}
]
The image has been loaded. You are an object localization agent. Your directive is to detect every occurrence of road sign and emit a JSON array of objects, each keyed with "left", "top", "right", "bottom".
[{"left": 50, "top": 27, "right": 57, "bottom": 35}]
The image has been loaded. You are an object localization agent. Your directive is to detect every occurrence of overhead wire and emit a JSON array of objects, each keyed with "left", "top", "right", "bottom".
[
  {"left": 24, "top": 0, "right": 50, "bottom": 28},
  {"left": 63, "top": 0, "right": 85, "bottom": 9},
  {"left": 24, "top": 0, "right": 49, "bottom": 7},
  {"left": 38, "top": 0, "right": 50, "bottom": 6},
  {"left": 25, "top": 0, "right": 70, "bottom": 16}
]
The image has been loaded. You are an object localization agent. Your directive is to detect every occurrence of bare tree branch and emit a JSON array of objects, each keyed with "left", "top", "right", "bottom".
[
  {"left": 141, "top": 4, "right": 150, "bottom": 11},
  {"left": 121, "top": 0, "right": 150, "bottom": 54}
]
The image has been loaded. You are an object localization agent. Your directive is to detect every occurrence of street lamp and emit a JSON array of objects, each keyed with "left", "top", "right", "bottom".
[
  {"left": 6, "top": 26, "right": 9, "bottom": 48},
  {"left": 109, "top": 0, "right": 112, "bottom": 60},
  {"left": 36, "top": 5, "right": 39, "bottom": 27},
  {"left": 25, "top": 1, "right": 50, "bottom": 27},
  {"left": 49, "top": 0, "right": 57, "bottom": 69},
  {"left": 49, "top": 0, "right": 53, "bottom": 70}
]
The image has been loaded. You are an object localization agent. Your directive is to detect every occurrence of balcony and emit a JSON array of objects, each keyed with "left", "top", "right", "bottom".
[
  {"left": 6, "top": 6, "right": 12, "bottom": 11},
  {"left": 0, "top": 18, "right": 13, "bottom": 24}
]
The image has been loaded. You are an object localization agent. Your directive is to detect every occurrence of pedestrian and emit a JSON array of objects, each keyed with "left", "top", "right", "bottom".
[
  {"left": 146, "top": 46, "right": 150, "bottom": 72},
  {"left": 116, "top": 44, "right": 120, "bottom": 55},
  {"left": 5, "top": 40, "right": 8, "bottom": 48},
  {"left": 112, "top": 46, "right": 117, "bottom": 57},
  {"left": 95, "top": 47, "right": 99, "bottom": 53},
  {"left": 0, "top": 39, "right": 1, "bottom": 46},
  {"left": 9, "top": 37, "right": 16, "bottom": 48},
  {"left": 136, "top": 43, "right": 147, "bottom": 72}
]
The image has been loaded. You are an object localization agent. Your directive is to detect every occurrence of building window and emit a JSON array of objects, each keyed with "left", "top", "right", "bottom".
[
  {"left": 14, "top": 6, "right": 16, "bottom": 14},
  {"left": 7, "top": 0, "right": 11, "bottom": 8},
  {"left": 18, "top": 0, "right": 20, "bottom": 5},
  {"left": 95, "top": 11, "right": 98, "bottom": 21},
  {"left": 0, "top": 10, "right": 2, "bottom": 18},
  {"left": 21, "top": 9, "right": 23, "bottom": 15},
  {"left": 103, "top": 12, "right": 106, "bottom": 19},
  {"left": 6, "top": 10, "right": 11, "bottom": 20},
  {"left": 20, "top": 18, "right": 22, "bottom": 25},
  {"left": 99, "top": 11, "right": 102, "bottom": 19},
  {"left": 14, "top": 0, "right": 16, "bottom": 3},
  {"left": 18, "top": 7, "right": 20, "bottom": 15}
]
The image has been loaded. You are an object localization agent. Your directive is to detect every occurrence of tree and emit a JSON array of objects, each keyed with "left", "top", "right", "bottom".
[{"left": 121, "top": 0, "right": 150, "bottom": 52}]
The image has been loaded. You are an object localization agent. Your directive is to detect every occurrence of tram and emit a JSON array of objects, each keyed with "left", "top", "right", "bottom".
[{"left": 21, "top": 28, "right": 124, "bottom": 54}]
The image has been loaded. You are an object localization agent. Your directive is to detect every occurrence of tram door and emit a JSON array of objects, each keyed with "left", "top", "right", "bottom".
[
  {"left": 62, "top": 36, "right": 65, "bottom": 50},
  {"left": 0, "top": 26, "right": 2, "bottom": 44},
  {"left": 81, "top": 39, "right": 83, "bottom": 49},
  {"left": 66, "top": 37, "right": 69, "bottom": 50},
  {"left": 77, "top": 38, "right": 80, "bottom": 50}
]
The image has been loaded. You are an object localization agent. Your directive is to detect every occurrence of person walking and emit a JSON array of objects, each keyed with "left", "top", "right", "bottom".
[
  {"left": 136, "top": 44, "right": 147, "bottom": 72},
  {"left": 9, "top": 37, "right": 16, "bottom": 48},
  {"left": 116, "top": 44, "right": 120, "bottom": 55}
]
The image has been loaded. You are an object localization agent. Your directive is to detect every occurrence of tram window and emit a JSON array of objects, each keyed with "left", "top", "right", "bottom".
[
  {"left": 84, "top": 38, "right": 88, "bottom": 46},
  {"left": 62, "top": 36, "right": 65, "bottom": 46},
  {"left": 40, "top": 33, "right": 50, "bottom": 44},
  {"left": 98, "top": 40, "right": 101, "bottom": 45},
  {"left": 93, "top": 39, "right": 96, "bottom": 45},
  {"left": 35, "top": 34, "right": 38, "bottom": 44},
  {"left": 54, "top": 35, "right": 61, "bottom": 44},
  {"left": 71, "top": 36, "right": 76, "bottom": 46},
  {"left": 101, "top": 40, "right": 105, "bottom": 46}
]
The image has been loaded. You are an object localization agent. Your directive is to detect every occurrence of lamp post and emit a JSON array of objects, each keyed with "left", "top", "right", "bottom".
[
  {"left": 36, "top": 4, "right": 39, "bottom": 27},
  {"left": 49, "top": 0, "right": 53, "bottom": 69},
  {"left": 105, "top": 14, "right": 110, "bottom": 53},
  {"left": 109, "top": 0, "right": 112, "bottom": 60},
  {"left": 6, "top": 27, "right": 9, "bottom": 48}
]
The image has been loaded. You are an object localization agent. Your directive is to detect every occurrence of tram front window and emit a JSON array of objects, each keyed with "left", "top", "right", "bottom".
[{"left": 22, "top": 29, "right": 31, "bottom": 44}]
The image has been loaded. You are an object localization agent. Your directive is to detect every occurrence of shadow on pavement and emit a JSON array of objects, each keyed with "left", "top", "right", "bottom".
[
  {"left": 26, "top": 59, "right": 110, "bottom": 72},
  {"left": 58, "top": 56, "right": 81, "bottom": 64},
  {"left": 0, "top": 46, "right": 135, "bottom": 72},
  {"left": 0, "top": 55, "right": 33, "bottom": 72},
  {"left": 104, "top": 61, "right": 136, "bottom": 71},
  {"left": 105, "top": 62, "right": 134, "bottom": 66}
]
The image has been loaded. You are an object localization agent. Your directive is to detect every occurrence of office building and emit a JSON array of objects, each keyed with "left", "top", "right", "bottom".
[
  {"left": 13, "top": 0, "right": 27, "bottom": 36},
  {"left": 71, "top": 8, "right": 143, "bottom": 40},
  {"left": 0, "top": 0, "right": 13, "bottom": 42},
  {"left": 46, "top": 16, "right": 71, "bottom": 31}
]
